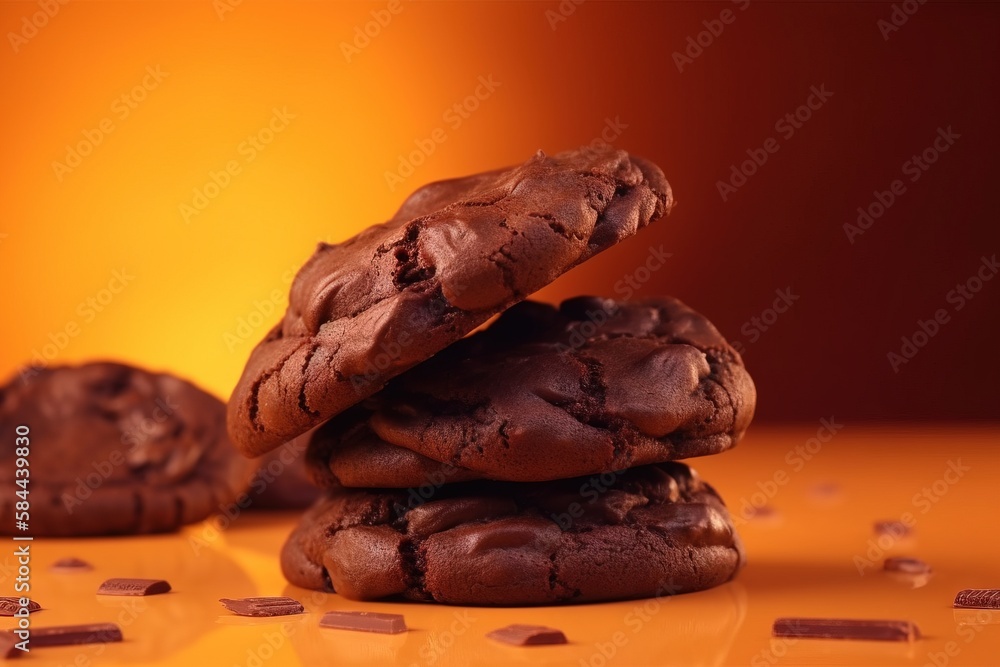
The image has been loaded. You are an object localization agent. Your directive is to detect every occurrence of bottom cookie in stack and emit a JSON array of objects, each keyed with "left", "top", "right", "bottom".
[{"left": 281, "top": 462, "right": 744, "bottom": 605}]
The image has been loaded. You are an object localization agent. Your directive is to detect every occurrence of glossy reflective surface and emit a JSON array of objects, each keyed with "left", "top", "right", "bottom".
[{"left": 3, "top": 426, "right": 998, "bottom": 666}]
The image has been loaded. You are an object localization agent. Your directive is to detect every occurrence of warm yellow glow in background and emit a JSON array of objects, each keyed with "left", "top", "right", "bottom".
[{"left": 1, "top": 1, "right": 568, "bottom": 400}]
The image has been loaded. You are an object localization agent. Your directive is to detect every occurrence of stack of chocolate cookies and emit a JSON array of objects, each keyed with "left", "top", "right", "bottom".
[{"left": 227, "top": 147, "right": 757, "bottom": 605}]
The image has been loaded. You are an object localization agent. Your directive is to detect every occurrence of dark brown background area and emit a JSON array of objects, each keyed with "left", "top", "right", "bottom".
[
  {"left": 3, "top": 1, "right": 996, "bottom": 424},
  {"left": 523, "top": 0, "right": 1000, "bottom": 422}
]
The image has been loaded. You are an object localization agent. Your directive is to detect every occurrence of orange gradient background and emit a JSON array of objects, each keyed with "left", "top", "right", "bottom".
[{"left": 2, "top": 0, "right": 998, "bottom": 422}]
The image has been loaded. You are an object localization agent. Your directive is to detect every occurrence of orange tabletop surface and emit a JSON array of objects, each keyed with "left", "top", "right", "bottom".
[{"left": 3, "top": 425, "right": 998, "bottom": 667}]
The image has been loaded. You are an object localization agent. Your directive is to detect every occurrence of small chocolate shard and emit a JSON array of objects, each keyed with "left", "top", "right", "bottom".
[
  {"left": 873, "top": 521, "right": 912, "bottom": 537},
  {"left": 772, "top": 618, "right": 920, "bottom": 642},
  {"left": 9, "top": 623, "right": 122, "bottom": 647},
  {"left": 319, "top": 610, "right": 406, "bottom": 634},
  {"left": 954, "top": 589, "right": 1000, "bottom": 609},
  {"left": 0, "top": 598, "right": 40, "bottom": 616},
  {"left": 97, "top": 578, "right": 171, "bottom": 596},
  {"left": 884, "top": 557, "right": 931, "bottom": 574},
  {"left": 51, "top": 557, "right": 93, "bottom": 572},
  {"left": 808, "top": 482, "right": 842, "bottom": 500},
  {"left": 219, "top": 597, "right": 304, "bottom": 617},
  {"left": 487, "top": 624, "right": 568, "bottom": 646}
]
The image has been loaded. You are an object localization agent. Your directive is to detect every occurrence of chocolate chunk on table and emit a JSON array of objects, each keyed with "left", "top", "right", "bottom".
[
  {"left": 319, "top": 610, "right": 406, "bottom": 634},
  {"left": 51, "top": 557, "right": 93, "bottom": 572},
  {"left": 954, "top": 589, "right": 1000, "bottom": 609},
  {"left": 772, "top": 617, "right": 920, "bottom": 642},
  {"left": 3, "top": 623, "right": 122, "bottom": 648},
  {"left": 487, "top": 624, "right": 568, "bottom": 646},
  {"left": 0, "top": 598, "right": 40, "bottom": 616},
  {"left": 97, "top": 578, "right": 171, "bottom": 596},
  {"left": 219, "top": 597, "right": 304, "bottom": 617}
]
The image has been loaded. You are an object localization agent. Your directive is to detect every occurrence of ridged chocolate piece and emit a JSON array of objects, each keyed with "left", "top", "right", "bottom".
[
  {"left": 0, "top": 598, "right": 40, "bottom": 616},
  {"left": 219, "top": 597, "right": 304, "bottom": 617},
  {"left": 772, "top": 618, "right": 920, "bottom": 642},
  {"left": 97, "top": 578, "right": 171, "bottom": 596},
  {"left": 954, "top": 589, "right": 1000, "bottom": 609}
]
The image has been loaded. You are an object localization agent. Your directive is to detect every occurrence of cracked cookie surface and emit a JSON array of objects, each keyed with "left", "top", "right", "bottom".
[
  {"left": 227, "top": 148, "right": 672, "bottom": 457},
  {"left": 307, "top": 296, "right": 756, "bottom": 486},
  {"left": 281, "top": 462, "right": 744, "bottom": 605},
  {"left": 0, "top": 362, "right": 256, "bottom": 536}
]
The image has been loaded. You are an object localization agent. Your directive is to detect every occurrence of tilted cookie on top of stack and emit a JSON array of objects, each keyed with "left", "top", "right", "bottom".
[{"left": 226, "top": 147, "right": 757, "bottom": 605}]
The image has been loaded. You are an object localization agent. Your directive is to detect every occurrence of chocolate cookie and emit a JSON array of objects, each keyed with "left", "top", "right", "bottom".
[
  {"left": 307, "top": 296, "right": 755, "bottom": 486},
  {"left": 228, "top": 147, "right": 672, "bottom": 457},
  {"left": 281, "top": 462, "right": 744, "bottom": 605},
  {"left": 0, "top": 362, "right": 256, "bottom": 536}
]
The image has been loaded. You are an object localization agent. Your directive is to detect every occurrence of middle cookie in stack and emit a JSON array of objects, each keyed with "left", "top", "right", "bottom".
[
  {"left": 227, "top": 146, "right": 756, "bottom": 605},
  {"left": 286, "top": 296, "right": 755, "bottom": 604}
]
